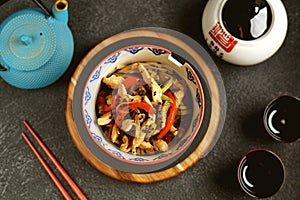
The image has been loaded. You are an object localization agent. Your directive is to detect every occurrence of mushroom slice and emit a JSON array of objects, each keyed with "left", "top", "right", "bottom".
[
  {"left": 117, "top": 84, "right": 143, "bottom": 102},
  {"left": 170, "top": 125, "right": 178, "bottom": 133},
  {"left": 132, "top": 137, "right": 144, "bottom": 154},
  {"left": 117, "top": 83, "right": 127, "bottom": 97},
  {"left": 121, "top": 119, "right": 134, "bottom": 132},
  {"left": 150, "top": 83, "right": 162, "bottom": 104},
  {"left": 139, "top": 141, "right": 153, "bottom": 149},
  {"left": 172, "top": 80, "right": 186, "bottom": 105},
  {"left": 138, "top": 63, "right": 152, "bottom": 84},
  {"left": 155, "top": 101, "right": 171, "bottom": 131},
  {"left": 152, "top": 139, "right": 168, "bottom": 152},
  {"left": 141, "top": 118, "right": 157, "bottom": 141},
  {"left": 102, "top": 75, "right": 124, "bottom": 89},
  {"left": 170, "top": 125, "right": 178, "bottom": 136},
  {"left": 139, "top": 141, "right": 154, "bottom": 152},
  {"left": 120, "top": 135, "right": 132, "bottom": 152},
  {"left": 140, "top": 118, "right": 153, "bottom": 138},
  {"left": 138, "top": 64, "right": 162, "bottom": 103},
  {"left": 97, "top": 111, "right": 113, "bottom": 125},
  {"left": 174, "top": 90, "right": 185, "bottom": 106},
  {"left": 111, "top": 124, "right": 120, "bottom": 143},
  {"left": 115, "top": 63, "right": 140, "bottom": 73}
]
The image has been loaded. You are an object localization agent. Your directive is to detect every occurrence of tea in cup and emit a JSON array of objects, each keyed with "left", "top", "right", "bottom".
[
  {"left": 263, "top": 95, "right": 300, "bottom": 143},
  {"left": 237, "top": 149, "right": 285, "bottom": 198}
]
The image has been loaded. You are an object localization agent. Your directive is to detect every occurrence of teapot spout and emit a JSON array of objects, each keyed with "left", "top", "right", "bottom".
[{"left": 52, "top": 0, "right": 69, "bottom": 24}]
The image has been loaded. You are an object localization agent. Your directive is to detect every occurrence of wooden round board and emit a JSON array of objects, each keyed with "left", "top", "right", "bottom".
[{"left": 65, "top": 28, "right": 227, "bottom": 183}]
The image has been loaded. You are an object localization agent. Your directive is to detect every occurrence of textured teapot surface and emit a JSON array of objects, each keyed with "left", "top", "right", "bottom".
[{"left": 0, "top": 0, "right": 74, "bottom": 89}]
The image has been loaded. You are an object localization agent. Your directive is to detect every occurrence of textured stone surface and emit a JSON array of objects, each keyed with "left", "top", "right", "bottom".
[{"left": 0, "top": 0, "right": 299, "bottom": 199}]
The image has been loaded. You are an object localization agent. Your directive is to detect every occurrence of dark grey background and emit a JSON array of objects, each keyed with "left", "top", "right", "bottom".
[{"left": 0, "top": 0, "right": 299, "bottom": 199}]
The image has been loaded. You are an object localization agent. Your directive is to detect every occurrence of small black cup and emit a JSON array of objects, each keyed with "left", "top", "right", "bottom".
[
  {"left": 237, "top": 149, "right": 285, "bottom": 198},
  {"left": 263, "top": 95, "right": 300, "bottom": 143}
]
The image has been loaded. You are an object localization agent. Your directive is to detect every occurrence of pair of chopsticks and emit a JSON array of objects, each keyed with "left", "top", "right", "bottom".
[{"left": 22, "top": 120, "right": 87, "bottom": 200}]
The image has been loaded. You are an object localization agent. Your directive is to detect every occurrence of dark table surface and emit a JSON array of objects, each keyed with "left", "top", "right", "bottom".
[{"left": 0, "top": 0, "right": 299, "bottom": 199}]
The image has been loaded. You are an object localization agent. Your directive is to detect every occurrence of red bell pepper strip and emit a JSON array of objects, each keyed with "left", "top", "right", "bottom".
[
  {"left": 157, "top": 91, "right": 177, "bottom": 140},
  {"left": 129, "top": 101, "right": 155, "bottom": 115},
  {"left": 122, "top": 77, "right": 144, "bottom": 89}
]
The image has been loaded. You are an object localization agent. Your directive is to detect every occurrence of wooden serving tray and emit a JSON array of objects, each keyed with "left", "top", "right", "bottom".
[{"left": 65, "top": 28, "right": 226, "bottom": 183}]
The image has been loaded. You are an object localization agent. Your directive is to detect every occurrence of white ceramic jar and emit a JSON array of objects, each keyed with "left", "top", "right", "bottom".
[{"left": 202, "top": 0, "right": 288, "bottom": 66}]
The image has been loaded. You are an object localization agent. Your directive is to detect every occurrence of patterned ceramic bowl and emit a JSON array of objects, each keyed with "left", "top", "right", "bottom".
[{"left": 82, "top": 44, "right": 205, "bottom": 165}]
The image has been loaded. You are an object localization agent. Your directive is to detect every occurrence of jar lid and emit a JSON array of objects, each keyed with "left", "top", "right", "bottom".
[{"left": 0, "top": 11, "right": 56, "bottom": 71}]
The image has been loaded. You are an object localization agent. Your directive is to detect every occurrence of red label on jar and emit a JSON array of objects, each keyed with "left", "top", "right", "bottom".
[{"left": 209, "top": 22, "right": 238, "bottom": 53}]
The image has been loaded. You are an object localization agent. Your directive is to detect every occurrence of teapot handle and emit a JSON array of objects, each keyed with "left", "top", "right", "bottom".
[
  {"left": 32, "top": 0, "right": 52, "bottom": 17},
  {"left": 0, "top": 0, "right": 52, "bottom": 17}
]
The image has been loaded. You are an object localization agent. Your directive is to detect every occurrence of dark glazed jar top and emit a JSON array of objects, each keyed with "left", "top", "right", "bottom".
[{"left": 222, "top": 0, "right": 273, "bottom": 40}]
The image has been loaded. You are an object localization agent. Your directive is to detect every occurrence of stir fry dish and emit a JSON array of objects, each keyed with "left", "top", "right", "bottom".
[{"left": 96, "top": 62, "right": 194, "bottom": 154}]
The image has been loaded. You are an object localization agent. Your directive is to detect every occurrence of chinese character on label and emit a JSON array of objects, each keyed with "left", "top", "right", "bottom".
[{"left": 209, "top": 22, "right": 238, "bottom": 53}]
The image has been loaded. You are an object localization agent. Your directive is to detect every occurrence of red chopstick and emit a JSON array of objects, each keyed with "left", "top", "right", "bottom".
[
  {"left": 23, "top": 120, "right": 87, "bottom": 200},
  {"left": 22, "top": 132, "right": 72, "bottom": 200}
]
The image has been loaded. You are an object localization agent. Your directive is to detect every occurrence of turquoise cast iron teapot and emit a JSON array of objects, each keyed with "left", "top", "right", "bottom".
[{"left": 0, "top": 0, "right": 74, "bottom": 89}]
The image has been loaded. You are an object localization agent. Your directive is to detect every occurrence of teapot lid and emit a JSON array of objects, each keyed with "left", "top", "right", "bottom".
[{"left": 0, "top": 11, "right": 56, "bottom": 71}]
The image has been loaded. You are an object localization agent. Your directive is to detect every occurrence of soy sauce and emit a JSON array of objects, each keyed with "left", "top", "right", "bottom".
[
  {"left": 264, "top": 96, "right": 300, "bottom": 142},
  {"left": 238, "top": 150, "right": 285, "bottom": 198},
  {"left": 222, "top": 0, "right": 273, "bottom": 40}
]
